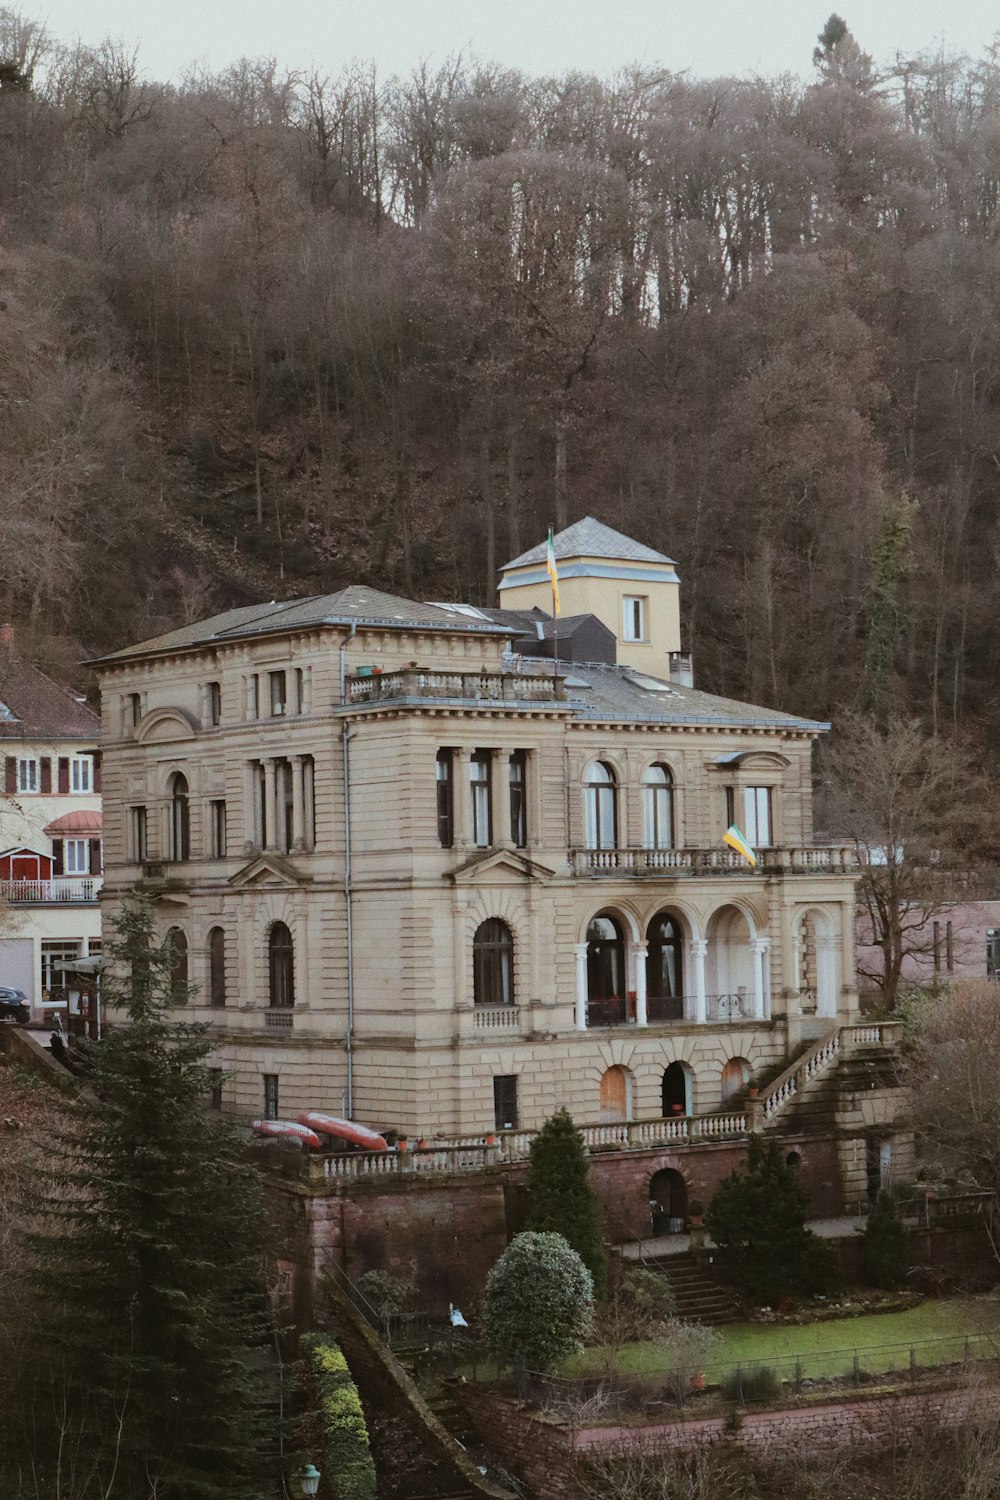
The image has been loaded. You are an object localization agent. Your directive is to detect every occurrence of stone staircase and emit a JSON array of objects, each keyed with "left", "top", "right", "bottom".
[{"left": 638, "top": 1252, "right": 741, "bottom": 1324}]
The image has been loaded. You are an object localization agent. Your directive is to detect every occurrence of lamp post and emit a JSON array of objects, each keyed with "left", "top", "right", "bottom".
[{"left": 291, "top": 1462, "right": 321, "bottom": 1498}]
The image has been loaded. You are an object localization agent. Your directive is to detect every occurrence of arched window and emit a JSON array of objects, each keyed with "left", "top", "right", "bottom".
[
  {"left": 721, "top": 1056, "right": 751, "bottom": 1102},
  {"left": 166, "top": 927, "right": 188, "bottom": 1005},
  {"left": 268, "top": 922, "right": 294, "bottom": 1009},
  {"left": 586, "top": 914, "right": 625, "bottom": 1024},
  {"left": 583, "top": 761, "right": 617, "bottom": 850},
  {"left": 208, "top": 926, "right": 226, "bottom": 1008},
  {"left": 473, "top": 918, "right": 514, "bottom": 1007},
  {"left": 661, "top": 1062, "right": 692, "bottom": 1116},
  {"left": 599, "top": 1065, "right": 633, "bottom": 1123},
  {"left": 642, "top": 764, "right": 674, "bottom": 849},
  {"left": 647, "top": 913, "right": 684, "bottom": 1021},
  {"left": 169, "top": 772, "right": 190, "bottom": 862}
]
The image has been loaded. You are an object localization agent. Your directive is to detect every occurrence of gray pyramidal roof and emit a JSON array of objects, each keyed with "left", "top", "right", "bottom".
[{"left": 503, "top": 516, "right": 675, "bottom": 570}]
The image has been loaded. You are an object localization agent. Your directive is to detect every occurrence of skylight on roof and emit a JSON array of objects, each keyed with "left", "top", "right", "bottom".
[{"left": 626, "top": 673, "right": 676, "bottom": 694}]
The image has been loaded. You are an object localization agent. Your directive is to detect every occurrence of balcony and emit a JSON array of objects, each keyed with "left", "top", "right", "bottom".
[
  {"left": 571, "top": 845, "right": 858, "bottom": 877},
  {"left": 585, "top": 993, "right": 755, "bottom": 1028},
  {"left": 0, "top": 877, "right": 102, "bottom": 904},
  {"left": 347, "top": 667, "right": 564, "bottom": 705}
]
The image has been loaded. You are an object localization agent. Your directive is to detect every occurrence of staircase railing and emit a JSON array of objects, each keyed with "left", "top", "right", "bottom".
[{"left": 760, "top": 1026, "right": 840, "bottom": 1126}]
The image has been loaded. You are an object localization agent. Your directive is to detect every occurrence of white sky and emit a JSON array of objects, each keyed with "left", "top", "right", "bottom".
[{"left": 32, "top": 0, "right": 1000, "bottom": 84}]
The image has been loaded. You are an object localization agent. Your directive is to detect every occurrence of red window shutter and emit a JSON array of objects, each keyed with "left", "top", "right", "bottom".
[
  {"left": 93, "top": 756, "right": 102, "bottom": 792},
  {"left": 4, "top": 757, "right": 15, "bottom": 793},
  {"left": 52, "top": 840, "right": 64, "bottom": 875},
  {"left": 57, "top": 757, "right": 69, "bottom": 793},
  {"left": 88, "top": 839, "right": 102, "bottom": 874},
  {"left": 40, "top": 758, "right": 52, "bottom": 793}
]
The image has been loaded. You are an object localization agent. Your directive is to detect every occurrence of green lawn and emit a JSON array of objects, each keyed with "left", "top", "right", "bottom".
[{"left": 567, "top": 1297, "right": 1000, "bottom": 1383}]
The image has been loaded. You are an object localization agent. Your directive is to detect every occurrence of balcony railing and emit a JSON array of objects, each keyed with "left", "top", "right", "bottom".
[
  {"left": 348, "top": 668, "right": 563, "bottom": 705},
  {"left": 473, "top": 1004, "right": 521, "bottom": 1031},
  {"left": 586, "top": 993, "right": 756, "bottom": 1028},
  {"left": 0, "top": 877, "right": 102, "bottom": 903},
  {"left": 571, "top": 845, "right": 858, "bottom": 876}
]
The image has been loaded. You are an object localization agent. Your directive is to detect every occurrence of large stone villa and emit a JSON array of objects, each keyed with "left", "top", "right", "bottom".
[{"left": 92, "top": 520, "right": 909, "bottom": 1224}]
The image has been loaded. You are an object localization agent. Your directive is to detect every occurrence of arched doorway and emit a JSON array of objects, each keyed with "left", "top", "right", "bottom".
[
  {"left": 647, "top": 912, "right": 685, "bottom": 1021},
  {"left": 649, "top": 1168, "right": 688, "bottom": 1235},
  {"left": 721, "top": 1056, "right": 751, "bottom": 1103},
  {"left": 795, "top": 908, "right": 838, "bottom": 1018},
  {"left": 706, "top": 905, "right": 756, "bottom": 1019},
  {"left": 587, "top": 913, "right": 626, "bottom": 1026},
  {"left": 599, "top": 1065, "right": 633, "bottom": 1123},
  {"left": 661, "top": 1062, "right": 692, "bottom": 1116}
]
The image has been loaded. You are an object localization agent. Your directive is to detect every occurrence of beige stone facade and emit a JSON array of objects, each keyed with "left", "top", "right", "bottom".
[{"left": 94, "top": 522, "right": 860, "bottom": 1139}]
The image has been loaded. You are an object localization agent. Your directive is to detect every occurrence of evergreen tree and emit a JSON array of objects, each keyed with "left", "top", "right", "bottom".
[
  {"left": 706, "top": 1135, "right": 834, "bottom": 1303},
  {"left": 481, "top": 1231, "right": 593, "bottom": 1372},
  {"left": 861, "top": 1191, "right": 909, "bottom": 1289},
  {"left": 27, "top": 895, "right": 274, "bottom": 1499},
  {"left": 524, "top": 1108, "right": 607, "bottom": 1296}
]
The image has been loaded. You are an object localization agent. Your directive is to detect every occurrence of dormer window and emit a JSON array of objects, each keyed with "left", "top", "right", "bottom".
[{"left": 622, "top": 596, "right": 647, "bottom": 643}]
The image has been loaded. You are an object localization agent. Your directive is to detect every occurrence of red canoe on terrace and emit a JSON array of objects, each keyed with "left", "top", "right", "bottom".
[
  {"left": 297, "top": 1112, "right": 389, "bottom": 1151},
  {"left": 252, "top": 1119, "right": 322, "bottom": 1148}
]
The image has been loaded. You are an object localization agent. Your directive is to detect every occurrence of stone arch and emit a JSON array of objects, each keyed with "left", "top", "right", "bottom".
[
  {"left": 793, "top": 905, "right": 839, "bottom": 1018},
  {"left": 705, "top": 903, "right": 759, "bottom": 1016},
  {"left": 649, "top": 1167, "right": 689, "bottom": 1233},
  {"left": 598, "top": 1064, "right": 634, "bottom": 1123},
  {"left": 577, "top": 902, "right": 641, "bottom": 945},
  {"left": 135, "top": 706, "right": 200, "bottom": 744},
  {"left": 661, "top": 1060, "right": 693, "bottom": 1116},
  {"left": 720, "top": 1055, "right": 752, "bottom": 1103}
]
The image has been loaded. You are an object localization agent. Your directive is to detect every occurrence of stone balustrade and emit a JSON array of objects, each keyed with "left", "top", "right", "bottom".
[
  {"left": 348, "top": 668, "right": 563, "bottom": 704},
  {"left": 571, "top": 845, "right": 858, "bottom": 877}
]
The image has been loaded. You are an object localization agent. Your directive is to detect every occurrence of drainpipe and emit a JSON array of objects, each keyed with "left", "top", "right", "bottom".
[{"left": 339, "top": 625, "right": 357, "bottom": 1117}]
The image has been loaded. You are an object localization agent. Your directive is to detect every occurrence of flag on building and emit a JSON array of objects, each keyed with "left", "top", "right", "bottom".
[
  {"left": 546, "top": 528, "right": 561, "bottom": 616},
  {"left": 723, "top": 824, "right": 757, "bottom": 867}
]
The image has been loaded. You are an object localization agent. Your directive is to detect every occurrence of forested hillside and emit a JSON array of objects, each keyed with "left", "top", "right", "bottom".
[{"left": 1, "top": 12, "right": 999, "bottom": 740}]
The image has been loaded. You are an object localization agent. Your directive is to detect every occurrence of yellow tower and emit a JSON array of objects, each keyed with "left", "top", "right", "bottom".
[{"left": 498, "top": 517, "right": 682, "bottom": 676}]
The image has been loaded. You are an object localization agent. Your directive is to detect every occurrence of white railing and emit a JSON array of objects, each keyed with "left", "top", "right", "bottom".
[
  {"left": 571, "top": 846, "right": 858, "bottom": 877},
  {"left": 842, "top": 1021, "right": 903, "bottom": 1050},
  {"left": 322, "top": 1145, "right": 495, "bottom": 1180},
  {"left": 761, "top": 1028, "right": 841, "bottom": 1124},
  {"left": 348, "top": 669, "right": 561, "bottom": 705},
  {"left": 473, "top": 1005, "right": 521, "bottom": 1030},
  {"left": 0, "top": 877, "right": 101, "bottom": 902},
  {"left": 265, "top": 1011, "right": 294, "bottom": 1030}
]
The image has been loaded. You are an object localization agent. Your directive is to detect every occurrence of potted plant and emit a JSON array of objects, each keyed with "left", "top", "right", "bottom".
[
  {"left": 687, "top": 1199, "right": 705, "bottom": 1228},
  {"left": 397, "top": 1135, "right": 409, "bottom": 1152}
]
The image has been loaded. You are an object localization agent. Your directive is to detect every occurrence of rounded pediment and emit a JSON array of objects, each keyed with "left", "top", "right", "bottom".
[
  {"left": 713, "top": 749, "right": 791, "bottom": 770},
  {"left": 134, "top": 706, "right": 200, "bottom": 743}
]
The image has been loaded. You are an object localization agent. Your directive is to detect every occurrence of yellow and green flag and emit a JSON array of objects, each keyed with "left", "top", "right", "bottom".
[{"left": 723, "top": 824, "right": 757, "bottom": 867}]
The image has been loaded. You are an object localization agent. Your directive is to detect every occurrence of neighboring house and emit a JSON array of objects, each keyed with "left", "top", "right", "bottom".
[
  {"left": 0, "top": 628, "right": 102, "bottom": 1016},
  {"left": 92, "top": 518, "right": 876, "bottom": 1156},
  {"left": 855, "top": 895, "right": 1000, "bottom": 993}
]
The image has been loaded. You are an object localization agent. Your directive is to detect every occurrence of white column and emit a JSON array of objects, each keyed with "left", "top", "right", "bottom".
[
  {"left": 574, "top": 942, "right": 589, "bottom": 1031},
  {"left": 634, "top": 941, "right": 648, "bottom": 1026},
  {"left": 291, "top": 755, "right": 305, "bottom": 851},
  {"left": 264, "top": 758, "right": 278, "bottom": 851},
  {"left": 275, "top": 761, "right": 289, "bottom": 853},
  {"left": 751, "top": 939, "right": 769, "bottom": 1020},
  {"left": 304, "top": 757, "right": 315, "bottom": 849},
  {"left": 490, "top": 749, "right": 506, "bottom": 847},
  {"left": 692, "top": 938, "right": 707, "bottom": 1024}
]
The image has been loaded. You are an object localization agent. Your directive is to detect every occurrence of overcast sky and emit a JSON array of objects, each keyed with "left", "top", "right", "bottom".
[{"left": 31, "top": 0, "right": 1000, "bottom": 83}]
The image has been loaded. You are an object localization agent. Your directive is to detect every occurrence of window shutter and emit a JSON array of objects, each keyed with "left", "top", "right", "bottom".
[
  {"left": 93, "top": 756, "right": 102, "bottom": 792},
  {"left": 88, "top": 839, "right": 102, "bottom": 874},
  {"left": 4, "top": 757, "right": 15, "bottom": 793},
  {"left": 52, "top": 840, "right": 64, "bottom": 875},
  {"left": 40, "top": 758, "right": 52, "bottom": 793},
  {"left": 57, "top": 757, "right": 69, "bottom": 793}
]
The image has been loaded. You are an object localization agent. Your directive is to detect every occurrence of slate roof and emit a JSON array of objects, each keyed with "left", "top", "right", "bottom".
[
  {"left": 557, "top": 662, "right": 828, "bottom": 732},
  {"left": 0, "top": 648, "right": 100, "bottom": 740},
  {"left": 90, "top": 585, "right": 512, "bottom": 664},
  {"left": 502, "top": 516, "right": 675, "bottom": 569}
]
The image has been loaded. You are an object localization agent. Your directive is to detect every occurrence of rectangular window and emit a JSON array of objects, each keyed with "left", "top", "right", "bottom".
[
  {"left": 470, "top": 750, "right": 492, "bottom": 848},
  {"left": 41, "top": 940, "right": 82, "bottom": 995},
  {"left": 17, "top": 757, "right": 39, "bottom": 793},
  {"left": 70, "top": 756, "right": 92, "bottom": 793},
  {"left": 988, "top": 929, "right": 1000, "bottom": 981},
  {"left": 129, "top": 692, "right": 142, "bottom": 727},
  {"left": 622, "top": 596, "right": 647, "bottom": 643},
  {"left": 436, "top": 750, "right": 454, "bottom": 847},
  {"left": 269, "top": 671, "right": 287, "bottom": 716},
  {"left": 509, "top": 751, "right": 527, "bottom": 848},
  {"left": 263, "top": 1074, "right": 279, "bottom": 1121},
  {"left": 211, "top": 799, "right": 227, "bottom": 858},
  {"left": 208, "top": 1068, "right": 223, "bottom": 1111},
  {"left": 131, "top": 805, "right": 148, "bottom": 863},
  {"left": 295, "top": 667, "right": 305, "bottom": 715},
  {"left": 493, "top": 1075, "right": 519, "bottom": 1132},
  {"left": 64, "top": 839, "right": 89, "bottom": 874},
  {"left": 208, "top": 681, "right": 222, "bottom": 726},
  {"left": 743, "top": 786, "right": 773, "bottom": 848}
]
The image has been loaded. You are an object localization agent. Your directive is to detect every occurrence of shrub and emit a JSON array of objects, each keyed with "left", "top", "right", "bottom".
[
  {"left": 657, "top": 1320, "right": 721, "bottom": 1405},
  {"left": 721, "top": 1365, "right": 781, "bottom": 1404},
  {"left": 525, "top": 1109, "right": 608, "bottom": 1296},
  {"left": 356, "top": 1269, "right": 412, "bottom": 1322},
  {"left": 862, "top": 1191, "right": 909, "bottom": 1289},
  {"left": 707, "top": 1135, "right": 822, "bottom": 1303},
  {"left": 481, "top": 1231, "right": 593, "bottom": 1373},
  {"left": 303, "top": 1334, "right": 377, "bottom": 1500}
]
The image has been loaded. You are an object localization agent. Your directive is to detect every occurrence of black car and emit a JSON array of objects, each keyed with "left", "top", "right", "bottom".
[{"left": 0, "top": 986, "right": 30, "bottom": 1024}]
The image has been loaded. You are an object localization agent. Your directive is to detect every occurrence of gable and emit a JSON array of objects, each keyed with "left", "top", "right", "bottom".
[
  {"left": 228, "top": 853, "right": 312, "bottom": 889},
  {"left": 449, "top": 847, "right": 556, "bottom": 885},
  {"left": 135, "top": 706, "right": 200, "bottom": 744}
]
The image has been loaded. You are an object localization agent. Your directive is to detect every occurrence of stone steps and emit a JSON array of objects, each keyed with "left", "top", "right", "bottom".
[{"left": 638, "top": 1252, "right": 741, "bottom": 1325}]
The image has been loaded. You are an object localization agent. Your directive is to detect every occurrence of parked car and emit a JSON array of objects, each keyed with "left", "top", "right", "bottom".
[{"left": 0, "top": 986, "right": 30, "bottom": 1024}]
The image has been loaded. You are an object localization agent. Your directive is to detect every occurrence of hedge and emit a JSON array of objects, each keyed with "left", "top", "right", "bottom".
[{"left": 302, "top": 1334, "right": 377, "bottom": 1500}]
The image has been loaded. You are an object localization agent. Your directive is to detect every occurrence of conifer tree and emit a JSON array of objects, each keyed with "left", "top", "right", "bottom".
[
  {"left": 27, "top": 895, "right": 274, "bottom": 1499},
  {"left": 861, "top": 1191, "right": 909, "bottom": 1289},
  {"left": 524, "top": 1108, "right": 607, "bottom": 1297}
]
